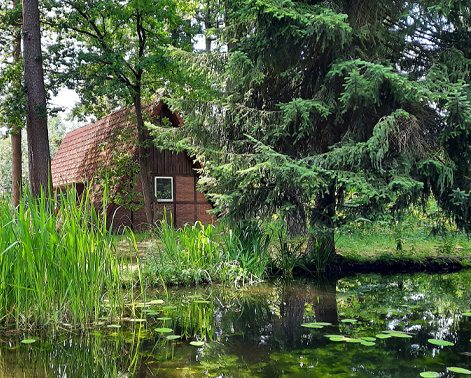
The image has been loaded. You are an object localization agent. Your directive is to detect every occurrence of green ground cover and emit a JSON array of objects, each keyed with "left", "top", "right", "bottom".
[
  {"left": 335, "top": 214, "right": 471, "bottom": 266},
  {"left": 132, "top": 208, "right": 471, "bottom": 287}
]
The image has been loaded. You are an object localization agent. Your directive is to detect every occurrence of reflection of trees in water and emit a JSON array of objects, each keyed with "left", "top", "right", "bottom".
[
  {"left": 8, "top": 273, "right": 471, "bottom": 377},
  {"left": 216, "top": 277, "right": 340, "bottom": 355},
  {"left": 271, "top": 277, "right": 339, "bottom": 349}
]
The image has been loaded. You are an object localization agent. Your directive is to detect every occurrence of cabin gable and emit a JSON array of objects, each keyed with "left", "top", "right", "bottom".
[{"left": 51, "top": 100, "right": 215, "bottom": 230}]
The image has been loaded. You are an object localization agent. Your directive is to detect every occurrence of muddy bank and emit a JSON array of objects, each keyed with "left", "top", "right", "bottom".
[{"left": 326, "top": 254, "right": 469, "bottom": 276}]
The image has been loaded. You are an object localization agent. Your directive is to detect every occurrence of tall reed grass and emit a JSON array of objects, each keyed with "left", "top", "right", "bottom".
[
  {"left": 0, "top": 187, "right": 124, "bottom": 329},
  {"left": 141, "top": 214, "right": 270, "bottom": 286}
]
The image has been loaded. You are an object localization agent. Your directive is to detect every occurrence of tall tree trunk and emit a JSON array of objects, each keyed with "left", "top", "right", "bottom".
[
  {"left": 22, "top": 0, "right": 51, "bottom": 197},
  {"left": 11, "top": 0, "right": 22, "bottom": 206},
  {"left": 285, "top": 189, "right": 308, "bottom": 238},
  {"left": 11, "top": 128, "right": 22, "bottom": 205},
  {"left": 133, "top": 92, "right": 155, "bottom": 225}
]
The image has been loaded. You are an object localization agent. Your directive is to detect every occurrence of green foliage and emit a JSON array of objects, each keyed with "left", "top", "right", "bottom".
[
  {"left": 0, "top": 115, "right": 68, "bottom": 196},
  {"left": 0, "top": 132, "right": 28, "bottom": 194},
  {"left": 48, "top": 115, "right": 68, "bottom": 159},
  {"left": 223, "top": 219, "right": 271, "bottom": 280},
  {"left": 0, "top": 187, "right": 126, "bottom": 329},
  {"left": 0, "top": 0, "right": 24, "bottom": 129},
  {"left": 95, "top": 127, "right": 142, "bottom": 211},
  {"left": 170, "top": 0, "right": 453, "bottom": 255},
  {"left": 336, "top": 205, "right": 471, "bottom": 265},
  {"left": 141, "top": 214, "right": 272, "bottom": 286},
  {"left": 45, "top": 0, "right": 197, "bottom": 117}
]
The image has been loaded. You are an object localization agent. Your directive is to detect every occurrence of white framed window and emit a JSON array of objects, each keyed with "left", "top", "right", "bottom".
[{"left": 154, "top": 176, "right": 174, "bottom": 202}]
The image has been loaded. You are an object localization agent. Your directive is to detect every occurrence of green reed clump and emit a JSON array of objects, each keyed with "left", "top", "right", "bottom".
[
  {"left": 223, "top": 219, "right": 271, "bottom": 282},
  {"left": 141, "top": 214, "right": 271, "bottom": 286},
  {"left": 142, "top": 215, "right": 227, "bottom": 285},
  {"left": 0, "top": 187, "right": 124, "bottom": 329}
]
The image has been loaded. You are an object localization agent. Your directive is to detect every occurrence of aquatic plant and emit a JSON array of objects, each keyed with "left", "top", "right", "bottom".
[
  {"left": 223, "top": 219, "right": 271, "bottom": 282},
  {"left": 142, "top": 214, "right": 225, "bottom": 285},
  {"left": 141, "top": 213, "right": 271, "bottom": 286},
  {"left": 0, "top": 187, "right": 124, "bottom": 329}
]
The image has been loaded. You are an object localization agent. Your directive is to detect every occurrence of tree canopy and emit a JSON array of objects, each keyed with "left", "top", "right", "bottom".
[
  {"left": 168, "top": 0, "right": 471, "bottom": 257},
  {"left": 45, "top": 0, "right": 197, "bottom": 222},
  {"left": 3, "top": 0, "right": 471, "bottom": 257}
]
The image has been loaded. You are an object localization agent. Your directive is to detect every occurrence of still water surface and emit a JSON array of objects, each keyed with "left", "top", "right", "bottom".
[{"left": 2, "top": 271, "right": 471, "bottom": 377}]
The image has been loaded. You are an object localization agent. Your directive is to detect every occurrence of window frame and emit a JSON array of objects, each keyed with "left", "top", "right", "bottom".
[{"left": 154, "top": 176, "right": 174, "bottom": 202}]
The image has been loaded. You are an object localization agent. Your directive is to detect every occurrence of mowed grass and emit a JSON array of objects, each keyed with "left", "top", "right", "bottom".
[{"left": 336, "top": 221, "right": 471, "bottom": 263}]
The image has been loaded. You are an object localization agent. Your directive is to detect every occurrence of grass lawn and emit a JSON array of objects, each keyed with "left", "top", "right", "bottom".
[{"left": 335, "top": 223, "right": 471, "bottom": 268}]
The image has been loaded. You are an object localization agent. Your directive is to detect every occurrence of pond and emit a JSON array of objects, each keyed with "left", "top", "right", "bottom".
[{"left": 2, "top": 271, "right": 471, "bottom": 377}]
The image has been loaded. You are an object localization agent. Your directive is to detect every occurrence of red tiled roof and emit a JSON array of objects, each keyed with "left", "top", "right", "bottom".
[{"left": 51, "top": 101, "right": 164, "bottom": 187}]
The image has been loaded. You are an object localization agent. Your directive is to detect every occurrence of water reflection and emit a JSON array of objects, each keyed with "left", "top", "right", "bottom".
[
  {"left": 2, "top": 271, "right": 471, "bottom": 377},
  {"left": 0, "top": 333, "right": 134, "bottom": 378}
]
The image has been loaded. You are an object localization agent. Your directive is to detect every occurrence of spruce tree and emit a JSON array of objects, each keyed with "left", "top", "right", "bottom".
[{"left": 170, "top": 0, "right": 459, "bottom": 266}]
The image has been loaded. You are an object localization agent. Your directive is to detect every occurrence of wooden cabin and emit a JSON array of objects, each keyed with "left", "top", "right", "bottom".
[{"left": 51, "top": 99, "right": 215, "bottom": 230}]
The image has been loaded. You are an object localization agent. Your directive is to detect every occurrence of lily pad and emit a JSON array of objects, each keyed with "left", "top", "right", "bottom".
[
  {"left": 21, "top": 339, "right": 36, "bottom": 344},
  {"left": 148, "top": 299, "right": 164, "bottom": 305},
  {"left": 300, "top": 322, "right": 332, "bottom": 328},
  {"left": 190, "top": 341, "right": 205, "bottom": 347},
  {"left": 428, "top": 339, "right": 454, "bottom": 347},
  {"left": 375, "top": 333, "right": 392, "bottom": 339},
  {"left": 447, "top": 367, "right": 471, "bottom": 374},
  {"left": 341, "top": 319, "right": 358, "bottom": 323},
  {"left": 361, "top": 341, "right": 375, "bottom": 347},
  {"left": 391, "top": 333, "right": 412, "bottom": 339},
  {"left": 420, "top": 372, "right": 440, "bottom": 378},
  {"left": 462, "top": 312, "right": 471, "bottom": 317},
  {"left": 155, "top": 328, "right": 173, "bottom": 333},
  {"left": 361, "top": 337, "right": 376, "bottom": 342},
  {"left": 329, "top": 336, "right": 346, "bottom": 342},
  {"left": 346, "top": 338, "right": 362, "bottom": 343},
  {"left": 383, "top": 331, "right": 412, "bottom": 338},
  {"left": 166, "top": 335, "right": 182, "bottom": 340},
  {"left": 162, "top": 306, "right": 177, "bottom": 310},
  {"left": 301, "top": 323, "right": 324, "bottom": 329},
  {"left": 129, "top": 318, "right": 146, "bottom": 322},
  {"left": 157, "top": 317, "right": 172, "bottom": 321}
]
